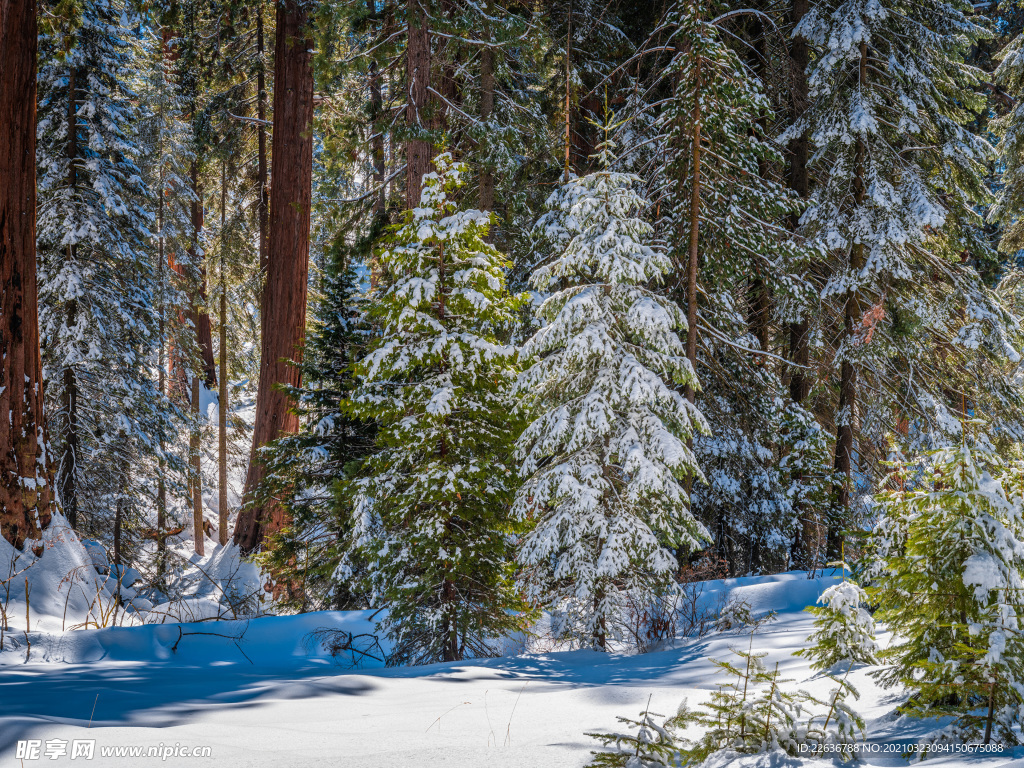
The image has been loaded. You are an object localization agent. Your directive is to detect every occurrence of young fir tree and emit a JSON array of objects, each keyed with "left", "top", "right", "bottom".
[
  {"left": 588, "top": 647, "right": 864, "bottom": 766},
  {"left": 346, "top": 153, "right": 531, "bottom": 665},
  {"left": 36, "top": 0, "right": 170, "bottom": 548},
  {"left": 796, "top": 579, "right": 879, "bottom": 672},
  {"left": 869, "top": 442, "right": 1024, "bottom": 746},
  {"left": 515, "top": 130, "right": 709, "bottom": 651},
  {"left": 260, "top": 241, "right": 376, "bottom": 611}
]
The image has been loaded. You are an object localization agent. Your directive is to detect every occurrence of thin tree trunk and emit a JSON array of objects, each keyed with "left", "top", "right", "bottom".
[
  {"left": 479, "top": 1, "right": 495, "bottom": 214},
  {"left": 786, "top": 0, "right": 811, "bottom": 403},
  {"left": 113, "top": 493, "right": 123, "bottom": 566},
  {"left": 785, "top": 0, "right": 816, "bottom": 569},
  {"left": 191, "top": 373, "right": 204, "bottom": 556},
  {"left": 0, "top": 0, "right": 53, "bottom": 548},
  {"left": 684, "top": 56, "right": 702, "bottom": 406},
  {"left": 60, "top": 367, "right": 78, "bottom": 524},
  {"left": 235, "top": 0, "right": 314, "bottom": 554},
  {"left": 406, "top": 0, "right": 432, "bottom": 208},
  {"left": 60, "top": 68, "right": 80, "bottom": 529},
  {"left": 219, "top": 162, "right": 229, "bottom": 546},
  {"left": 156, "top": 90, "right": 168, "bottom": 577},
  {"left": 190, "top": 164, "right": 216, "bottom": 387},
  {"left": 984, "top": 681, "right": 995, "bottom": 744},
  {"left": 368, "top": 0, "right": 386, "bottom": 286},
  {"left": 563, "top": 0, "right": 572, "bottom": 178},
  {"left": 832, "top": 41, "right": 869, "bottom": 561}
]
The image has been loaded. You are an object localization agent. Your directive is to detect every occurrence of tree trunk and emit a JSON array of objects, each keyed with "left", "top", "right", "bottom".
[
  {"left": 190, "top": 164, "right": 216, "bottom": 387},
  {"left": 478, "top": 2, "right": 494, "bottom": 214},
  {"left": 59, "top": 367, "right": 79, "bottom": 527},
  {"left": 235, "top": 0, "right": 314, "bottom": 554},
  {"left": 368, "top": 0, "right": 386, "bottom": 286},
  {"left": 831, "top": 41, "right": 869, "bottom": 561},
  {"left": 60, "top": 67, "right": 80, "bottom": 529},
  {"left": 786, "top": 0, "right": 811, "bottom": 404},
  {"left": 191, "top": 373, "right": 204, "bottom": 556},
  {"left": 156, "top": 97, "right": 168, "bottom": 578},
  {"left": 256, "top": 6, "right": 269, "bottom": 285},
  {"left": 562, "top": 0, "right": 572, "bottom": 178},
  {"left": 785, "top": 0, "right": 817, "bottom": 569},
  {"left": 406, "top": 0, "right": 432, "bottom": 208},
  {"left": 684, "top": 56, "right": 702, "bottom": 406},
  {"left": 219, "top": 162, "right": 229, "bottom": 546},
  {"left": 113, "top": 493, "right": 123, "bottom": 566},
  {"left": 0, "top": 0, "right": 53, "bottom": 548}
]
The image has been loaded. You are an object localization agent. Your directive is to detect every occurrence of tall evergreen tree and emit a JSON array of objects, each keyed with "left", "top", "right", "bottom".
[
  {"left": 624, "top": 1, "right": 828, "bottom": 573},
  {"left": 515, "top": 134, "right": 708, "bottom": 650},
  {"left": 787, "top": 0, "right": 1023, "bottom": 555},
  {"left": 346, "top": 154, "right": 531, "bottom": 664},
  {"left": 36, "top": 0, "right": 160, "bottom": 539}
]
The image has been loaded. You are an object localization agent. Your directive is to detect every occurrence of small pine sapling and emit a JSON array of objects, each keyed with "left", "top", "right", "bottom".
[
  {"left": 870, "top": 441, "right": 1024, "bottom": 747},
  {"left": 796, "top": 579, "right": 879, "bottom": 672},
  {"left": 587, "top": 645, "right": 864, "bottom": 766}
]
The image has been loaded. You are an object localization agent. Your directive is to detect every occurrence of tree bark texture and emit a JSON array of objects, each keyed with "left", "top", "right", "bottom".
[
  {"left": 0, "top": 0, "right": 53, "bottom": 548},
  {"left": 406, "top": 0, "right": 432, "bottom": 208},
  {"left": 235, "top": 0, "right": 314, "bottom": 553}
]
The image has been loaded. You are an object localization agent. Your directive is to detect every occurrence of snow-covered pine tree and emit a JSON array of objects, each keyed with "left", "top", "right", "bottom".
[
  {"left": 991, "top": 30, "right": 1024, "bottom": 255},
  {"left": 788, "top": 0, "right": 1024, "bottom": 556},
  {"left": 136, "top": 22, "right": 198, "bottom": 581},
  {"left": 515, "top": 129, "right": 709, "bottom": 651},
  {"left": 870, "top": 441, "right": 1024, "bottom": 746},
  {"left": 346, "top": 153, "right": 531, "bottom": 664},
  {"left": 36, "top": 0, "right": 171, "bottom": 553},
  {"left": 796, "top": 579, "right": 879, "bottom": 672}
]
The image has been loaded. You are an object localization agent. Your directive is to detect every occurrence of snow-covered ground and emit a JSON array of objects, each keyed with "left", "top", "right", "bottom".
[{"left": 3, "top": 570, "right": 1024, "bottom": 768}]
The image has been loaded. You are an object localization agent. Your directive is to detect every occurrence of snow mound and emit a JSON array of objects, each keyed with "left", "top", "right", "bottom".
[
  {"left": 0, "top": 513, "right": 113, "bottom": 635},
  {"left": 159, "top": 542, "right": 265, "bottom": 621}
]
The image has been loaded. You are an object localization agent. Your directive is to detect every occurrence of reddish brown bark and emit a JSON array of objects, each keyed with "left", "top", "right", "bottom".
[
  {"left": 189, "top": 165, "right": 217, "bottom": 388},
  {"left": 406, "top": 0, "right": 432, "bottom": 208},
  {"left": 0, "top": 0, "right": 53, "bottom": 548},
  {"left": 257, "top": 7, "right": 269, "bottom": 280},
  {"left": 235, "top": 0, "right": 314, "bottom": 553},
  {"left": 479, "top": 3, "right": 494, "bottom": 215}
]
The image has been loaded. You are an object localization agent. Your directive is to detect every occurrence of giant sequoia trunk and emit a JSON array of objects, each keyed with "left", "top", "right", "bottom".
[
  {"left": 406, "top": 0, "right": 432, "bottom": 208},
  {"left": 0, "top": 0, "right": 53, "bottom": 547},
  {"left": 256, "top": 7, "right": 269, "bottom": 280},
  {"left": 235, "top": 0, "right": 314, "bottom": 554}
]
